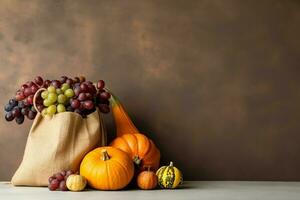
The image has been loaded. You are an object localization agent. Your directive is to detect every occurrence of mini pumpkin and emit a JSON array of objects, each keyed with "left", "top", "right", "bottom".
[
  {"left": 80, "top": 146, "right": 134, "bottom": 190},
  {"left": 66, "top": 174, "right": 87, "bottom": 191},
  {"left": 110, "top": 133, "right": 160, "bottom": 170},
  {"left": 156, "top": 162, "right": 183, "bottom": 189},
  {"left": 137, "top": 167, "right": 158, "bottom": 190}
]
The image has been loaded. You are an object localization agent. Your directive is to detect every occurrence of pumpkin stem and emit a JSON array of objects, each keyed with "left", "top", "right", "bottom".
[
  {"left": 101, "top": 150, "right": 110, "bottom": 161},
  {"left": 133, "top": 156, "right": 141, "bottom": 166},
  {"left": 146, "top": 166, "right": 151, "bottom": 171},
  {"left": 169, "top": 161, "right": 174, "bottom": 167}
]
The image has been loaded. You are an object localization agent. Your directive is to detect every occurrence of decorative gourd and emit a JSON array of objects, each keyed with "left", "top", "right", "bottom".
[
  {"left": 110, "top": 93, "right": 139, "bottom": 137},
  {"left": 80, "top": 146, "right": 134, "bottom": 190},
  {"left": 110, "top": 133, "right": 160, "bottom": 170},
  {"left": 66, "top": 174, "right": 87, "bottom": 191},
  {"left": 137, "top": 167, "right": 158, "bottom": 190},
  {"left": 156, "top": 162, "right": 183, "bottom": 189}
]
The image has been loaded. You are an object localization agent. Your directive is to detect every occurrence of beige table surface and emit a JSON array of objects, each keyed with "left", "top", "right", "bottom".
[{"left": 1, "top": 181, "right": 300, "bottom": 200}]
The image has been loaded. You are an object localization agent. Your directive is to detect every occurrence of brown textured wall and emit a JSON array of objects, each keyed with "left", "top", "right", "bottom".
[{"left": 1, "top": 0, "right": 300, "bottom": 181}]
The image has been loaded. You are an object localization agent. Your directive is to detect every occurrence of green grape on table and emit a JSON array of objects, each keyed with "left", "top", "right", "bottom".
[
  {"left": 41, "top": 91, "right": 48, "bottom": 99},
  {"left": 61, "top": 83, "right": 70, "bottom": 92},
  {"left": 47, "top": 86, "right": 56, "bottom": 93},
  {"left": 57, "top": 104, "right": 66, "bottom": 113},
  {"left": 56, "top": 88, "right": 63, "bottom": 95},
  {"left": 41, "top": 108, "right": 48, "bottom": 116},
  {"left": 47, "top": 93, "right": 57, "bottom": 104},
  {"left": 43, "top": 99, "right": 52, "bottom": 107}
]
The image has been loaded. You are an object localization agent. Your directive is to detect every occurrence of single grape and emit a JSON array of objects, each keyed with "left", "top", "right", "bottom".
[
  {"left": 34, "top": 76, "right": 43, "bottom": 86},
  {"left": 27, "top": 95, "right": 34, "bottom": 105},
  {"left": 31, "top": 84, "right": 39, "bottom": 94},
  {"left": 23, "top": 87, "right": 32, "bottom": 97},
  {"left": 97, "top": 80, "right": 105, "bottom": 90},
  {"left": 27, "top": 81, "right": 35, "bottom": 87},
  {"left": 80, "top": 83, "right": 88, "bottom": 92},
  {"left": 12, "top": 107, "right": 21, "bottom": 117},
  {"left": 43, "top": 99, "right": 52, "bottom": 107},
  {"left": 70, "top": 99, "right": 80, "bottom": 109},
  {"left": 9, "top": 99, "right": 18, "bottom": 107},
  {"left": 83, "top": 100, "right": 94, "bottom": 110},
  {"left": 44, "top": 80, "right": 51, "bottom": 88},
  {"left": 78, "top": 93, "right": 87, "bottom": 101},
  {"left": 47, "top": 105, "right": 57, "bottom": 115},
  {"left": 15, "top": 115, "right": 25, "bottom": 124},
  {"left": 85, "top": 93, "right": 93, "bottom": 100},
  {"left": 99, "top": 104, "right": 110, "bottom": 113},
  {"left": 64, "top": 89, "right": 74, "bottom": 98},
  {"left": 41, "top": 91, "right": 49, "bottom": 99},
  {"left": 18, "top": 101, "right": 25, "bottom": 108},
  {"left": 55, "top": 173, "right": 64, "bottom": 181},
  {"left": 47, "top": 86, "right": 56, "bottom": 93},
  {"left": 57, "top": 94, "right": 67, "bottom": 104},
  {"left": 23, "top": 98, "right": 30, "bottom": 106},
  {"left": 57, "top": 104, "right": 66, "bottom": 113},
  {"left": 27, "top": 110, "right": 36, "bottom": 120},
  {"left": 59, "top": 180, "right": 68, "bottom": 191},
  {"left": 66, "top": 170, "right": 73, "bottom": 177},
  {"left": 48, "top": 176, "right": 56, "bottom": 183},
  {"left": 15, "top": 91, "right": 25, "bottom": 101},
  {"left": 41, "top": 108, "right": 48, "bottom": 116},
  {"left": 21, "top": 84, "right": 28, "bottom": 91},
  {"left": 66, "top": 78, "right": 73, "bottom": 86},
  {"left": 74, "top": 87, "right": 81, "bottom": 97},
  {"left": 36, "top": 104, "right": 44, "bottom": 112},
  {"left": 5, "top": 112, "right": 14, "bottom": 121},
  {"left": 60, "top": 76, "right": 68, "bottom": 83},
  {"left": 47, "top": 93, "right": 58, "bottom": 104},
  {"left": 100, "top": 91, "right": 111, "bottom": 100},
  {"left": 21, "top": 107, "right": 29, "bottom": 116},
  {"left": 49, "top": 179, "right": 59, "bottom": 191},
  {"left": 56, "top": 88, "right": 63, "bottom": 95},
  {"left": 51, "top": 80, "right": 61, "bottom": 88},
  {"left": 4, "top": 103, "right": 14, "bottom": 112},
  {"left": 61, "top": 170, "right": 67, "bottom": 176},
  {"left": 61, "top": 83, "right": 70, "bottom": 92}
]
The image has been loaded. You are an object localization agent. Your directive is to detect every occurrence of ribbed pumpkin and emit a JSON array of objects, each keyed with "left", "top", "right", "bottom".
[
  {"left": 156, "top": 162, "right": 183, "bottom": 189},
  {"left": 66, "top": 174, "right": 87, "bottom": 191},
  {"left": 110, "top": 93, "right": 139, "bottom": 137},
  {"left": 110, "top": 133, "right": 160, "bottom": 170},
  {"left": 137, "top": 168, "right": 158, "bottom": 190},
  {"left": 80, "top": 146, "right": 134, "bottom": 190}
]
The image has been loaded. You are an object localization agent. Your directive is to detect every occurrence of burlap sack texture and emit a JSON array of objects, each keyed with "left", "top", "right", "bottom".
[{"left": 11, "top": 109, "right": 106, "bottom": 186}]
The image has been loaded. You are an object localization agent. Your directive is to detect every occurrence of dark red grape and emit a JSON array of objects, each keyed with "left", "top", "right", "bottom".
[
  {"left": 71, "top": 99, "right": 80, "bottom": 109},
  {"left": 27, "top": 110, "right": 36, "bottom": 120},
  {"left": 66, "top": 170, "right": 73, "bottom": 177},
  {"left": 15, "top": 115, "right": 25, "bottom": 124},
  {"left": 60, "top": 76, "right": 68, "bottom": 83},
  {"left": 98, "top": 99, "right": 109, "bottom": 105},
  {"left": 85, "top": 93, "right": 93, "bottom": 100},
  {"left": 74, "top": 87, "right": 81, "bottom": 97},
  {"left": 78, "top": 93, "right": 87, "bottom": 101},
  {"left": 21, "top": 107, "right": 29, "bottom": 116},
  {"left": 31, "top": 84, "right": 39, "bottom": 94},
  {"left": 66, "top": 78, "right": 73, "bottom": 85},
  {"left": 83, "top": 100, "right": 94, "bottom": 110},
  {"left": 23, "top": 98, "right": 30, "bottom": 106},
  {"left": 55, "top": 173, "right": 64, "bottom": 181},
  {"left": 97, "top": 80, "right": 105, "bottom": 90},
  {"left": 24, "top": 87, "right": 32, "bottom": 97},
  {"left": 48, "top": 176, "right": 55, "bottom": 183},
  {"left": 99, "top": 104, "right": 110, "bottom": 113},
  {"left": 5, "top": 112, "right": 14, "bottom": 121},
  {"left": 44, "top": 80, "right": 51, "bottom": 87},
  {"left": 100, "top": 91, "right": 111, "bottom": 100},
  {"left": 49, "top": 179, "right": 59, "bottom": 191},
  {"left": 59, "top": 180, "right": 68, "bottom": 191},
  {"left": 80, "top": 83, "right": 88, "bottom": 92},
  {"left": 15, "top": 91, "right": 25, "bottom": 101},
  {"left": 12, "top": 107, "right": 21, "bottom": 117},
  {"left": 34, "top": 76, "right": 43, "bottom": 86},
  {"left": 61, "top": 170, "right": 66, "bottom": 176},
  {"left": 88, "top": 84, "right": 97, "bottom": 94},
  {"left": 36, "top": 104, "right": 44, "bottom": 112},
  {"left": 51, "top": 80, "right": 61, "bottom": 88},
  {"left": 27, "top": 81, "right": 35, "bottom": 87},
  {"left": 21, "top": 84, "right": 28, "bottom": 91},
  {"left": 27, "top": 95, "right": 34, "bottom": 105}
]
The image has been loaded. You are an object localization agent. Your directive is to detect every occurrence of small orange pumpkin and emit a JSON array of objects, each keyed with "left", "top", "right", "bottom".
[
  {"left": 110, "top": 133, "right": 161, "bottom": 170},
  {"left": 80, "top": 146, "right": 134, "bottom": 190},
  {"left": 137, "top": 168, "right": 158, "bottom": 190}
]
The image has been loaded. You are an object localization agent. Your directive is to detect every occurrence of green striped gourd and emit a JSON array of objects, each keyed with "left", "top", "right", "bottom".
[{"left": 156, "top": 161, "right": 183, "bottom": 189}]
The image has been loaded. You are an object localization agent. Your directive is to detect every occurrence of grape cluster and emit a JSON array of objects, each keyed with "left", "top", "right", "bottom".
[
  {"left": 4, "top": 76, "right": 111, "bottom": 124},
  {"left": 48, "top": 170, "right": 74, "bottom": 191}
]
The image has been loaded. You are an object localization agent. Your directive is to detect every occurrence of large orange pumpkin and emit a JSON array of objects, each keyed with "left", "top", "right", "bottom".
[
  {"left": 110, "top": 133, "right": 160, "bottom": 170},
  {"left": 80, "top": 146, "right": 134, "bottom": 190}
]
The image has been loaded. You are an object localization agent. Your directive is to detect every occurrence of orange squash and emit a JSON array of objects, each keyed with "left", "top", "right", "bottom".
[
  {"left": 80, "top": 146, "right": 134, "bottom": 190},
  {"left": 110, "top": 93, "right": 139, "bottom": 137},
  {"left": 137, "top": 168, "right": 158, "bottom": 190},
  {"left": 110, "top": 133, "right": 160, "bottom": 170}
]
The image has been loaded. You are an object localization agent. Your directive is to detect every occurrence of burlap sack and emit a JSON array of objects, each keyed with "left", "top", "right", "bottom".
[{"left": 11, "top": 109, "right": 106, "bottom": 186}]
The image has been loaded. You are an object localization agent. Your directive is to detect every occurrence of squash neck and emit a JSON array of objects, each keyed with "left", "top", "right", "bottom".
[{"left": 102, "top": 150, "right": 110, "bottom": 161}]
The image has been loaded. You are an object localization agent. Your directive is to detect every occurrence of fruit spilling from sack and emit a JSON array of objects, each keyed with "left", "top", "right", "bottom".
[{"left": 4, "top": 76, "right": 111, "bottom": 124}]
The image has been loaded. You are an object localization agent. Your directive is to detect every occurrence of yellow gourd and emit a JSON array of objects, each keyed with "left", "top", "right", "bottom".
[
  {"left": 66, "top": 174, "right": 87, "bottom": 191},
  {"left": 156, "top": 162, "right": 183, "bottom": 189}
]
